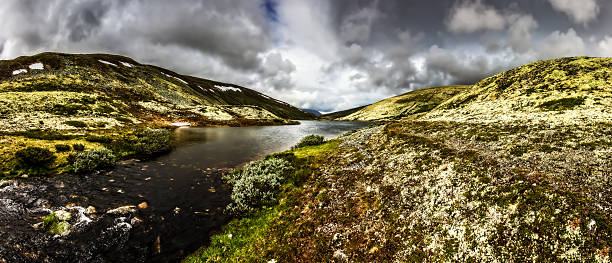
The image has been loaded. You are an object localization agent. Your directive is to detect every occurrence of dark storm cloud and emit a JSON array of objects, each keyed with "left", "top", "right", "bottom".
[{"left": 1, "top": 0, "right": 611, "bottom": 111}]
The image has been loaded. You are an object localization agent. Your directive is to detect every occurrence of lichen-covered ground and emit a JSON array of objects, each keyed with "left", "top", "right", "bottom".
[
  {"left": 186, "top": 120, "right": 611, "bottom": 262},
  {"left": 186, "top": 57, "right": 612, "bottom": 262}
]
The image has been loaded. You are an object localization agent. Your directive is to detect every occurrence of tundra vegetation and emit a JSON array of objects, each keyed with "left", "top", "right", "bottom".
[{"left": 185, "top": 57, "right": 612, "bottom": 262}]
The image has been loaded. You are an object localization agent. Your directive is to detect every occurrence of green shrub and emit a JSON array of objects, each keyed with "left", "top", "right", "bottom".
[
  {"left": 72, "top": 143, "right": 85, "bottom": 151},
  {"left": 73, "top": 148, "right": 117, "bottom": 173},
  {"left": 54, "top": 144, "right": 71, "bottom": 152},
  {"left": 15, "top": 147, "right": 56, "bottom": 167},
  {"left": 64, "top": 120, "right": 87, "bottom": 128},
  {"left": 224, "top": 158, "right": 293, "bottom": 214},
  {"left": 293, "top": 134, "right": 325, "bottom": 148},
  {"left": 133, "top": 128, "right": 173, "bottom": 155}
]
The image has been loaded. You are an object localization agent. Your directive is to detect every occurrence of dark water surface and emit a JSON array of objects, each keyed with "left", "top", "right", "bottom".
[{"left": 0, "top": 121, "right": 369, "bottom": 263}]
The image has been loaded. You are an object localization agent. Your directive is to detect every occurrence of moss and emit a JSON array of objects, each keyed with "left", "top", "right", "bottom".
[{"left": 48, "top": 221, "right": 71, "bottom": 236}]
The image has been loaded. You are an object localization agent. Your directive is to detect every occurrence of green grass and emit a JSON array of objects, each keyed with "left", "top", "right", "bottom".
[{"left": 184, "top": 140, "right": 340, "bottom": 262}]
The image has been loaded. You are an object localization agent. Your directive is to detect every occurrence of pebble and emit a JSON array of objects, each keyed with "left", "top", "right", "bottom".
[
  {"left": 85, "top": 206, "right": 96, "bottom": 214},
  {"left": 106, "top": 205, "right": 136, "bottom": 215},
  {"left": 138, "top": 202, "right": 148, "bottom": 209}
]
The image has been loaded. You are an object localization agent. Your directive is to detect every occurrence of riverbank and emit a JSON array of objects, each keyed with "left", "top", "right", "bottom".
[
  {"left": 0, "top": 121, "right": 368, "bottom": 262},
  {"left": 185, "top": 119, "right": 611, "bottom": 262}
]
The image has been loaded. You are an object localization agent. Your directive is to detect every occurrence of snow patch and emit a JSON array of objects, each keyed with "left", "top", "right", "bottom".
[
  {"left": 120, "top": 61, "right": 133, "bottom": 68},
  {"left": 12, "top": 69, "right": 27, "bottom": 75},
  {"left": 98, "top": 60, "right": 117, "bottom": 66},
  {"left": 171, "top": 122, "right": 191, "bottom": 127},
  {"left": 214, "top": 85, "right": 241, "bottom": 92},
  {"left": 29, "top": 63, "right": 44, "bottom": 70},
  {"left": 162, "top": 73, "right": 189, "bottom": 85}
]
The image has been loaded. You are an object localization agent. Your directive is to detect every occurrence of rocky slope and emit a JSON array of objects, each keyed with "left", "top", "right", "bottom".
[
  {"left": 0, "top": 52, "right": 313, "bottom": 132},
  {"left": 186, "top": 57, "right": 612, "bottom": 262},
  {"left": 335, "top": 85, "right": 470, "bottom": 121}
]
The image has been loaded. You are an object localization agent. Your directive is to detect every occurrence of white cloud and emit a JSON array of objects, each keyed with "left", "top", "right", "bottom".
[
  {"left": 537, "top": 28, "right": 586, "bottom": 60},
  {"left": 548, "top": 0, "right": 600, "bottom": 26},
  {"left": 597, "top": 36, "right": 612, "bottom": 57},
  {"left": 506, "top": 14, "right": 538, "bottom": 54},
  {"left": 446, "top": 0, "right": 506, "bottom": 34}
]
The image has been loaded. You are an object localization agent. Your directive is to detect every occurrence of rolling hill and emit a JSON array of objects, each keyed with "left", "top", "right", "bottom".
[
  {"left": 334, "top": 85, "right": 470, "bottom": 121},
  {"left": 423, "top": 57, "right": 612, "bottom": 124},
  {"left": 0, "top": 52, "right": 314, "bottom": 132}
]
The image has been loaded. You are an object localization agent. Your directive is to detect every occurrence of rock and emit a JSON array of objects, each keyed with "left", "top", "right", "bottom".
[
  {"left": 106, "top": 205, "right": 136, "bottom": 215},
  {"left": 54, "top": 210, "right": 71, "bottom": 221},
  {"left": 32, "top": 222, "right": 43, "bottom": 229},
  {"left": 85, "top": 206, "right": 96, "bottom": 214},
  {"left": 138, "top": 202, "right": 148, "bottom": 209},
  {"left": 131, "top": 217, "right": 143, "bottom": 225}
]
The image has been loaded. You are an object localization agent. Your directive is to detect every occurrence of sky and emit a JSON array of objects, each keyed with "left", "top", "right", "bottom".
[{"left": 1, "top": 0, "right": 611, "bottom": 112}]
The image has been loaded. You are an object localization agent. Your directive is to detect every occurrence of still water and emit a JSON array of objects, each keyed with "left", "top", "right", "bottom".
[
  {"left": 0, "top": 121, "right": 370, "bottom": 263},
  {"left": 171, "top": 120, "right": 371, "bottom": 167}
]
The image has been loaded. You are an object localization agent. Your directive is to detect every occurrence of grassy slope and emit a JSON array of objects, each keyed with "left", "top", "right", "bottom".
[
  {"left": 335, "top": 85, "right": 470, "bottom": 121},
  {"left": 186, "top": 57, "right": 612, "bottom": 262},
  {"left": 0, "top": 52, "right": 314, "bottom": 131},
  {"left": 319, "top": 105, "right": 367, "bottom": 120}
]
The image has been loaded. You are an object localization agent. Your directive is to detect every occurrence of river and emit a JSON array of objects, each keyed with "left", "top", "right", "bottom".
[{"left": 0, "top": 121, "right": 370, "bottom": 263}]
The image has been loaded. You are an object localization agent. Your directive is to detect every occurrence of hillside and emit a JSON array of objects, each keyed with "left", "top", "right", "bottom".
[
  {"left": 320, "top": 105, "right": 366, "bottom": 120},
  {"left": 335, "top": 85, "right": 470, "bottom": 121},
  {"left": 423, "top": 57, "right": 612, "bottom": 124},
  {"left": 186, "top": 57, "right": 612, "bottom": 262},
  {"left": 0, "top": 52, "right": 313, "bottom": 132}
]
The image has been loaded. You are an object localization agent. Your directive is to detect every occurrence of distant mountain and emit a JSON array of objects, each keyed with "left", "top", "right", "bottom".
[
  {"left": 301, "top": 109, "right": 322, "bottom": 116},
  {"left": 0, "top": 52, "right": 314, "bottom": 131},
  {"left": 335, "top": 85, "right": 470, "bottom": 121}
]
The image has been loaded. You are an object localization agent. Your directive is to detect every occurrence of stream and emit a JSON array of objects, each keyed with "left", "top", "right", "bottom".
[{"left": 0, "top": 121, "right": 370, "bottom": 263}]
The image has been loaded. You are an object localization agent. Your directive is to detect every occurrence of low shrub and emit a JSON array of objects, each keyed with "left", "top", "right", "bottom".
[
  {"left": 85, "top": 135, "right": 113, "bottom": 143},
  {"left": 293, "top": 134, "right": 325, "bottom": 148},
  {"left": 54, "top": 144, "right": 71, "bottom": 152},
  {"left": 73, "top": 148, "right": 116, "bottom": 173},
  {"left": 72, "top": 143, "right": 85, "bottom": 151},
  {"left": 133, "top": 128, "right": 173, "bottom": 155},
  {"left": 15, "top": 147, "right": 56, "bottom": 167},
  {"left": 64, "top": 120, "right": 87, "bottom": 128},
  {"left": 224, "top": 158, "right": 293, "bottom": 214}
]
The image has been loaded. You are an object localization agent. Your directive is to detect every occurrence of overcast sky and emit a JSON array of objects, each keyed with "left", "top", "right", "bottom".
[{"left": 1, "top": 0, "right": 611, "bottom": 112}]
